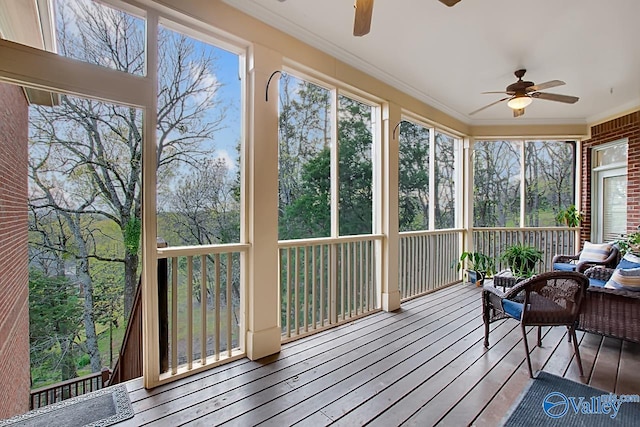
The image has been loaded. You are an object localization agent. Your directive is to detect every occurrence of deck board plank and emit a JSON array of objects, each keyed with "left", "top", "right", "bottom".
[
  {"left": 442, "top": 325, "right": 568, "bottom": 427},
  {"left": 124, "top": 286, "right": 480, "bottom": 426},
  {"left": 111, "top": 284, "right": 639, "bottom": 427},
  {"left": 616, "top": 340, "right": 640, "bottom": 395}
]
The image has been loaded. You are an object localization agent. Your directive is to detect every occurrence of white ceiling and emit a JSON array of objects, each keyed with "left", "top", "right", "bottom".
[{"left": 223, "top": 0, "right": 640, "bottom": 126}]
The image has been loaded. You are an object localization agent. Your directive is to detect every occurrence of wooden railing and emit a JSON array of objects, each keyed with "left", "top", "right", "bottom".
[
  {"left": 472, "top": 227, "right": 578, "bottom": 274},
  {"left": 156, "top": 243, "right": 249, "bottom": 379},
  {"left": 30, "top": 368, "right": 111, "bottom": 410},
  {"left": 399, "top": 229, "right": 463, "bottom": 300},
  {"left": 278, "top": 235, "right": 383, "bottom": 340}
]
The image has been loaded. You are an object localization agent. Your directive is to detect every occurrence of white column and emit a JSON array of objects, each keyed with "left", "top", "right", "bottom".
[
  {"left": 245, "top": 43, "right": 282, "bottom": 360},
  {"left": 462, "top": 138, "right": 475, "bottom": 266},
  {"left": 380, "top": 102, "right": 401, "bottom": 311},
  {"left": 142, "top": 11, "right": 160, "bottom": 388}
]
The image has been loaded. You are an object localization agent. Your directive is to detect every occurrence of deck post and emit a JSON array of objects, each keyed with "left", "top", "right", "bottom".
[
  {"left": 380, "top": 102, "right": 401, "bottom": 311},
  {"left": 245, "top": 43, "right": 282, "bottom": 359}
]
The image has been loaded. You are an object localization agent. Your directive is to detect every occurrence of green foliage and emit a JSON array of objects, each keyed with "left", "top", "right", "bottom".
[
  {"left": 555, "top": 204, "right": 584, "bottom": 227},
  {"left": 500, "top": 244, "right": 544, "bottom": 278},
  {"left": 398, "top": 121, "right": 429, "bottom": 231},
  {"left": 124, "top": 217, "right": 141, "bottom": 254},
  {"left": 77, "top": 354, "right": 91, "bottom": 368},
  {"left": 29, "top": 269, "right": 82, "bottom": 385},
  {"left": 616, "top": 232, "right": 640, "bottom": 256},
  {"left": 278, "top": 88, "right": 374, "bottom": 239},
  {"left": 455, "top": 252, "right": 496, "bottom": 276}
]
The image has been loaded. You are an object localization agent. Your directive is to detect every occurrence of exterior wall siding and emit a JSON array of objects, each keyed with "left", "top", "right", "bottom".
[
  {"left": 0, "top": 82, "right": 30, "bottom": 418},
  {"left": 581, "top": 110, "right": 640, "bottom": 243}
]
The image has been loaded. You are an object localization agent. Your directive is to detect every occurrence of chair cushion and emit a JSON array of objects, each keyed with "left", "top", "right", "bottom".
[
  {"left": 616, "top": 253, "right": 640, "bottom": 270},
  {"left": 553, "top": 262, "right": 577, "bottom": 272},
  {"left": 502, "top": 299, "right": 523, "bottom": 320},
  {"left": 605, "top": 267, "right": 640, "bottom": 291},
  {"left": 578, "top": 241, "right": 613, "bottom": 262},
  {"left": 589, "top": 278, "right": 607, "bottom": 288}
]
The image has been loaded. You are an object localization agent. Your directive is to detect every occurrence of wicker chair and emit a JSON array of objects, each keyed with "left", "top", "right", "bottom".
[
  {"left": 482, "top": 271, "right": 589, "bottom": 378},
  {"left": 552, "top": 245, "right": 620, "bottom": 273},
  {"left": 581, "top": 267, "right": 640, "bottom": 343}
]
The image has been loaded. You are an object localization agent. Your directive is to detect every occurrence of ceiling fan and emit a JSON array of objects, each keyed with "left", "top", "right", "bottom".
[
  {"left": 470, "top": 69, "right": 579, "bottom": 118},
  {"left": 353, "top": 0, "right": 462, "bottom": 37}
]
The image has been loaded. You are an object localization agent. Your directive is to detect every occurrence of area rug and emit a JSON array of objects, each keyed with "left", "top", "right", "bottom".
[
  {"left": 503, "top": 371, "right": 640, "bottom": 426},
  {"left": 0, "top": 385, "right": 134, "bottom": 427}
]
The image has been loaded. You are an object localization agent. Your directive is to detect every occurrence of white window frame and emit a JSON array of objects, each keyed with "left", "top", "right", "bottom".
[{"left": 591, "top": 138, "right": 628, "bottom": 242}]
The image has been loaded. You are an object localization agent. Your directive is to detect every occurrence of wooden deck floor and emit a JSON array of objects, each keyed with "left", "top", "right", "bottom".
[{"left": 118, "top": 284, "right": 640, "bottom": 426}]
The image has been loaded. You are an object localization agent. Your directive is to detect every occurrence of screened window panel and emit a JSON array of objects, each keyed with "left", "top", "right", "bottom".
[{"left": 398, "top": 121, "right": 430, "bottom": 232}]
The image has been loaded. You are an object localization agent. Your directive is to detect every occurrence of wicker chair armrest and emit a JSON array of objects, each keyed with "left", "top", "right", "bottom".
[
  {"left": 482, "top": 284, "right": 506, "bottom": 299},
  {"left": 552, "top": 253, "right": 580, "bottom": 264},
  {"left": 584, "top": 266, "right": 615, "bottom": 281},
  {"left": 603, "top": 246, "right": 621, "bottom": 267},
  {"left": 576, "top": 260, "right": 612, "bottom": 273},
  {"left": 501, "top": 276, "right": 533, "bottom": 299}
]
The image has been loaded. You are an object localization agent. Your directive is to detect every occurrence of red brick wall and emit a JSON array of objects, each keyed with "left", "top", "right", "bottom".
[
  {"left": 0, "top": 82, "right": 30, "bottom": 418},
  {"left": 581, "top": 110, "right": 640, "bottom": 243}
]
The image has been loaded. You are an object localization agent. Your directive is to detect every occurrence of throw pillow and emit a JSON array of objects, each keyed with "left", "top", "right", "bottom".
[
  {"left": 578, "top": 241, "right": 613, "bottom": 263},
  {"left": 605, "top": 267, "right": 640, "bottom": 291},
  {"left": 616, "top": 253, "right": 640, "bottom": 270}
]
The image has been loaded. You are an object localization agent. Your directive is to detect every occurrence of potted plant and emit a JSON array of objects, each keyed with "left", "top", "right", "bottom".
[
  {"left": 500, "top": 243, "right": 544, "bottom": 278},
  {"left": 555, "top": 205, "right": 584, "bottom": 227},
  {"left": 616, "top": 231, "right": 640, "bottom": 256},
  {"left": 455, "top": 251, "right": 495, "bottom": 286}
]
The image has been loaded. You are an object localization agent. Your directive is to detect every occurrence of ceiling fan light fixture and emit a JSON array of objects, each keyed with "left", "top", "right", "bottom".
[{"left": 507, "top": 95, "right": 532, "bottom": 110}]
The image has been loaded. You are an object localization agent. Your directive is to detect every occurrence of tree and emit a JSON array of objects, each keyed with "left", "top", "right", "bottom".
[
  {"left": 398, "top": 121, "right": 430, "bottom": 231},
  {"left": 474, "top": 141, "right": 521, "bottom": 227},
  {"left": 434, "top": 132, "right": 456, "bottom": 229},
  {"left": 278, "top": 93, "right": 374, "bottom": 238},
  {"left": 278, "top": 76, "right": 331, "bottom": 239},
  {"left": 337, "top": 96, "right": 373, "bottom": 236},
  {"left": 29, "top": 269, "right": 82, "bottom": 385},
  {"left": 161, "top": 158, "right": 240, "bottom": 246},
  {"left": 29, "top": 0, "right": 227, "bottom": 373}
]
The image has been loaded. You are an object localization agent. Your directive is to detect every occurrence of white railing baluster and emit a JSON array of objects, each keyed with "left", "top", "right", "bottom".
[
  {"left": 226, "top": 253, "right": 233, "bottom": 357},
  {"left": 286, "top": 248, "right": 291, "bottom": 338},
  {"left": 151, "top": 244, "right": 247, "bottom": 381},
  {"left": 311, "top": 246, "right": 316, "bottom": 329},
  {"left": 187, "top": 256, "right": 193, "bottom": 370},
  {"left": 171, "top": 257, "right": 178, "bottom": 375},
  {"left": 277, "top": 235, "right": 382, "bottom": 341},
  {"left": 214, "top": 253, "right": 221, "bottom": 361},
  {"left": 200, "top": 254, "right": 207, "bottom": 365},
  {"left": 294, "top": 247, "right": 300, "bottom": 335},
  {"left": 304, "top": 246, "right": 309, "bottom": 332},
  {"left": 319, "top": 245, "right": 325, "bottom": 327}
]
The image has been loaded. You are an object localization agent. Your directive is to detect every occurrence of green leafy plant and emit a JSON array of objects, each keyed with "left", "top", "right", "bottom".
[
  {"left": 616, "top": 232, "right": 640, "bottom": 256},
  {"left": 455, "top": 251, "right": 496, "bottom": 277},
  {"left": 500, "top": 243, "right": 543, "bottom": 278},
  {"left": 555, "top": 205, "right": 584, "bottom": 227}
]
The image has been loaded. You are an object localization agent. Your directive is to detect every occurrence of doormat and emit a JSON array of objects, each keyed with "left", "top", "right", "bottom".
[
  {"left": 503, "top": 371, "right": 640, "bottom": 426},
  {"left": 0, "top": 385, "right": 134, "bottom": 427}
]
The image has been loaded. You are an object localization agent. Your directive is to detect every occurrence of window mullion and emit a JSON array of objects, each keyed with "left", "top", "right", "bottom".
[
  {"left": 520, "top": 140, "right": 526, "bottom": 227},
  {"left": 429, "top": 128, "right": 436, "bottom": 230},
  {"left": 330, "top": 88, "right": 339, "bottom": 237}
]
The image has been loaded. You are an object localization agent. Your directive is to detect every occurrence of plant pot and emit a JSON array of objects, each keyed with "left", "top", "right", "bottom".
[{"left": 467, "top": 269, "right": 485, "bottom": 287}]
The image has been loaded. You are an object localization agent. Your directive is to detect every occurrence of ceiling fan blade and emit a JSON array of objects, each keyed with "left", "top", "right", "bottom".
[
  {"left": 513, "top": 108, "right": 525, "bottom": 118},
  {"left": 526, "top": 80, "right": 565, "bottom": 92},
  {"left": 481, "top": 91, "right": 514, "bottom": 95},
  {"left": 353, "top": 0, "right": 374, "bottom": 37},
  {"left": 531, "top": 92, "right": 579, "bottom": 104},
  {"left": 439, "top": 0, "right": 462, "bottom": 6},
  {"left": 469, "top": 97, "right": 510, "bottom": 115}
]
